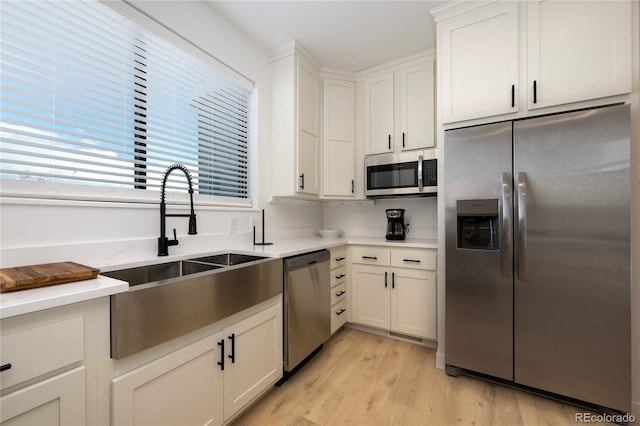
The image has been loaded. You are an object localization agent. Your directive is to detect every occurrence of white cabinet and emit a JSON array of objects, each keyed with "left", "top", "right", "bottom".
[
  {"left": 364, "top": 73, "right": 394, "bottom": 154},
  {"left": 439, "top": 1, "right": 519, "bottom": 123},
  {"left": 363, "top": 55, "right": 435, "bottom": 154},
  {"left": 527, "top": 0, "right": 632, "bottom": 110},
  {"left": 435, "top": 1, "right": 632, "bottom": 123},
  {"left": 112, "top": 335, "right": 222, "bottom": 426},
  {"left": 269, "top": 40, "right": 321, "bottom": 197},
  {"left": 329, "top": 246, "right": 348, "bottom": 334},
  {"left": 112, "top": 302, "right": 282, "bottom": 426},
  {"left": 0, "top": 300, "right": 104, "bottom": 426},
  {"left": 223, "top": 304, "right": 282, "bottom": 422},
  {"left": 350, "top": 246, "right": 437, "bottom": 340},
  {"left": 323, "top": 79, "right": 356, "bottom": 197},
  {"left": 396, "top": 61, "right": 436, "bottom": 152}
]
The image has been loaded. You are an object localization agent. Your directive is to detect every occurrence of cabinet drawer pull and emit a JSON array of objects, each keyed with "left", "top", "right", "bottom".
[
  {"left": 403, "top": 258, "right": 421, "bottom": 263},
  {"left": 533, "top": 80, "right": 537, "bottom": 104},
  {"left": 392, "top": 272, "right": 395, "bottom": 289},
  {"left": 217, "top": 339, "right": 225, "bottom": 370},
  {"left": 335, "top": 290, "right": 346, "bottom": 297},
  {"left": 335, "top": 256, "right": 345, "bottom": 262},
  {"left": 511, "top": 84, "right": 515, "bottom": 108},
  {"left": 351, "top": 179, "right": 355, "bottom": 194},
  {"left": 336, "top": 308, "right": 346, "bottom": 316},
  {"left": 335, "top": 273, "right": 346, "bottom": 279},
  {"left": 0, "top": 363, "right": 11, "bottom": 372},
  {"left": 362, "top": 255, "right": 378, "bottom": 260},
  {"left": 384, "top": 271, "right": 388, "bottom": 288},
  {"left": 228, "top": 333, "right": 235, "bottom": 364},
  {"left": 402, "top": 132, "right": 405, "bottom": 148},
  {"left": 388, "top": 134, "right": 391, "bottom": 150},
  {"left": 299, "top": 173, "right": 305, "bottom": 189}
]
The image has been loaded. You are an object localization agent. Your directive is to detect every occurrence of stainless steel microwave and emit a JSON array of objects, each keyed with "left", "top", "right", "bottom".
[{"left": 365, "top": 150, "right": 437, "bottom": 198}]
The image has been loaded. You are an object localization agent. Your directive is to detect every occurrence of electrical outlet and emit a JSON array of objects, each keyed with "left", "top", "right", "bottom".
[
  {"left": 229, "top": 217, "right": 238, "bottom": 233},
  {"left": 250, "top": 216, "right": 257, "bottom": 228}
]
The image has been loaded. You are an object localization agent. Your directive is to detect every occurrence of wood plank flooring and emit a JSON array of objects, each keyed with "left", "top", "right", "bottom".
[{"left": 233, "top": 327, "right": 613, "bottom": 426}]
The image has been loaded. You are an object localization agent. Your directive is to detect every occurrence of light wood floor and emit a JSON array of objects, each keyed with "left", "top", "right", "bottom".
[{"left": 233, "top": 327, "right": 613, "bottom": 426}]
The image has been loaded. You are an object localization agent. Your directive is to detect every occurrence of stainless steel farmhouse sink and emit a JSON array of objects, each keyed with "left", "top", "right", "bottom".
[{"left": 104, "top": 253, "right": 282, "bottom": 359}]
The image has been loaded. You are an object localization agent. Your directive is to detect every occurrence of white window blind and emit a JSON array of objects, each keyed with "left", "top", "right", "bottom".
[{"left": 0, "top": 0, "right": 251, "bottom": 201}]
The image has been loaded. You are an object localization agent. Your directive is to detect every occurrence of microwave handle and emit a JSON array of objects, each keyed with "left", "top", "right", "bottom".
[{"left": 417, "top": 155, "right": 424, "bottom": 191}]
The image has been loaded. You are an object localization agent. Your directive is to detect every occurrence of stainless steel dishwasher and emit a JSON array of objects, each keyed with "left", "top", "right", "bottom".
[{"left": 283, "top": 249, "right": 330, "bottom": 374}]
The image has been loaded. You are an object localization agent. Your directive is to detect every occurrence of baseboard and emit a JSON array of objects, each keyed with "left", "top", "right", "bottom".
[
  {"left": 343, "top": 323, "right": 437, "bottom": 349},
  {"left": 436, "top": 350, "right": 446, "bottom": 370}
]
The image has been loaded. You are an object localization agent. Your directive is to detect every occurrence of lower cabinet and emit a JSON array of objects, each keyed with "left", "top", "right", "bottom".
[
  {"left": 0, "top": 367, "right": 86, "bottom": 426},
  {"left": 112, "top": 302, "right": 282, "bottom": 426},
  {"left": 351, "top": 246, "right": 437, "bottom": 340}
]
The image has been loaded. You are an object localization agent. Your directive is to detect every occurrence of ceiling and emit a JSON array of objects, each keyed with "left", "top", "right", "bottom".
[{"left": 204, "top": 1, "right": 447, "bottom": 72}]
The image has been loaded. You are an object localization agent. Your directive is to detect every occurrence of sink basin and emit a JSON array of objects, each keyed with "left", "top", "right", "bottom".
[
  {"left": 102, "top": 260, "right": 223, "bottom": 286},
  {"left": 107, "top": 252, "right": 282, "bottom": 359},
  {"left": 189, "top": 253, "right": 267, "bottom": 266}
]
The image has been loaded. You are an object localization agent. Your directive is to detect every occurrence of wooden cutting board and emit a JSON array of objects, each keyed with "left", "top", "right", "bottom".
[{"left": 0, "top": 262, "right": 100, "bottom": 293}]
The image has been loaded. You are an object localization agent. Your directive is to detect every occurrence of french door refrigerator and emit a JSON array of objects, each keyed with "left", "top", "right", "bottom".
[{"left": 444, "top": 104, "right": 631, "bottom": 413}]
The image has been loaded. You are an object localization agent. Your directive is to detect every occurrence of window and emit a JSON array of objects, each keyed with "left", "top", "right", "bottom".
[{"left": 0, "top": 0, "right": 252, "bottom": 203}]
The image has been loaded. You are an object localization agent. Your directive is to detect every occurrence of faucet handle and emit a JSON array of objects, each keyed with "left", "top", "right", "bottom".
[{"left": 168, "top": 228, "right": 179, "bottom": 246}]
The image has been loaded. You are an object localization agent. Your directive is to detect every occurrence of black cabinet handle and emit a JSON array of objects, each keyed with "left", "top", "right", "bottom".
[
  {"left": 388, "top": 134, "right": 391, "bottom": 150},
  {"left": 511, "top": 84, "right": 515, "bottom": 108},
  {"left": 384, "top": 271, "right": 388, "bottom": 288},
  {"left": 362, "top": 255, "right": 378, "bottom": 260},
  {"left": 336, "top": 308, "right": 346, "bottom": 315},
  {"left": 392, "top": 272, "right": 395, "bottom": 289},
  {"left": 228, "top": 333, "right": 235, "bottom": 364},
  {"left": 402, "top": 132, "right": 405, "bottom": 148},
  {"left": 335, "top": 273, "right": 346, "bottom": 279},
  {"left": 217, "top": 339, "right": 225, "bottom": 370},
  {"left": 299, "top": 173, "right": 305, "bottom": 189},
  {"left": 402, "top": 258, "right": 421, "bottom": 263},
  {"left": 533, "top": 80, "right": 537, "bottom": 104},
  {"left": 336, "top": 290, "right": 346, "bottom": 297},
  {"left": 0, "top": 363, "right": 11, "bottom": 372},
  {"left": 335, "top": 257, "right": 345, "bottom": 262},
  {"left": 351, "top": 179, "right": 355, "bottom": 194}
]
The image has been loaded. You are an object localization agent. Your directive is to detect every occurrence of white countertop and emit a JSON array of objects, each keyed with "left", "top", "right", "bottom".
[{"left": 0, "top": 235, "right": 437, "bottom": 319}]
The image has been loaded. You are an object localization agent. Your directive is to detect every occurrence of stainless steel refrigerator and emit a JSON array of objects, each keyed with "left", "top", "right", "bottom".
[{"left": 444, "top": 104, "right": 631, "bottom": 412}]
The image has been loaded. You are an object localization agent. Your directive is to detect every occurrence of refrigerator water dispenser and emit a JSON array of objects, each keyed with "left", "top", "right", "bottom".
[{"left": 456, "top": 199, "right": 499, "bottom": 250}]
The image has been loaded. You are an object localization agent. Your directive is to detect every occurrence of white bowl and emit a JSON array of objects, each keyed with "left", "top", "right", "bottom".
[{"left": 318, "top": 228, "right": 342, "bottom": 238}]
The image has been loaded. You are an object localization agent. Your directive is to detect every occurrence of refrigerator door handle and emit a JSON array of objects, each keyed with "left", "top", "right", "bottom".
[
  {"left": 517, "top": 172, "right": 527, "bottom": 280},
  {"left": 501, "top": 172, "right": 512, "bottom": 278}
]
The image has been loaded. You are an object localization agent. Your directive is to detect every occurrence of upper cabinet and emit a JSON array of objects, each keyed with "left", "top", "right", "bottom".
[
  {"left": 434, "top": 1, "right": 632, "bottom": 124},
  {"left": 323, "top": 78, "right": 356, "bottom": 197},
  {"left": 363, "top": 54, "right": 436, "bottom": 154},
  {"left": 269, "top": 40, "right": 321, "bottom": 198},
  {"left": 439, "top": 2, "right": 519, "bottom": 123},
  {"left": 527, "top": 0, "right": 632, "bottom": 110}
]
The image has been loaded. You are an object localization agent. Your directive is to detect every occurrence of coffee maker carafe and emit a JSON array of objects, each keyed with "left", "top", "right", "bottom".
[{"left": 386, "top": 209, "right": 406, "bottom": 240}]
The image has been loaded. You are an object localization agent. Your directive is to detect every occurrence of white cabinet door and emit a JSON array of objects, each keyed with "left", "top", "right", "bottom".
[
  {"left": 390, "top": 269, "right": 437, "bottom": 340},
  {"left": 112, "top": 335, "right": 222, "bottom": 426},
  {"left": 397, "top": 62, "right": 435, "bottom": 151},
  {"left": 223, "top": 304, "right": 282, "bottom": 422},
  {"left": 297, "top": 55, "right": 320, "bottom": 195},
  {"left": 364, "top": 73, "right": 394, "bottom": 154},
  {"left": 351, "top": 264, "right": 390, "bottom": 329},
  {"left": 440, "top": 2, "right": 518, "bottom": 123},
  {"left": 323, "top": 78, "right": 355, "bottom": 197},
  {"left": 527, "top": 0, "right": 632, "bottom": 110},
  {"left": 1, "top": 367, "right": 85, "bottom": 426}
]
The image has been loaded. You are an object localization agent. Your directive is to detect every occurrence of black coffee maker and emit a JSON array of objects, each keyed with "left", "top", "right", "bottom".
[{"left": 385, "top": 209, "right": 406, "bottom": 240}]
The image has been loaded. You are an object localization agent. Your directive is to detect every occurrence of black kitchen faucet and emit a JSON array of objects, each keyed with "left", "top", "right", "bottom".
[{"left": 158, "top": 164, "right": 197, "bottom": 256}]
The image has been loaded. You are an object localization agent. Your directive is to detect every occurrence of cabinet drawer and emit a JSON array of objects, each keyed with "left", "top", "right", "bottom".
[
  {"left": 350, "top": 246, "right": 390, "bottom": 266},
  {"left": 0, "top": 316, "right": 84, "bottom": 390},
  {"left": 330, "top": 247, "right": 347, "bottom": 269},
  {"left": 331, "top": 281, "right": 347, "bottom": 306},
  {"left": 331, "top": 300, "right": 347, "bottom": 334},
  {"left": 391, "top": 248, "right": 436, "bottom": 270},
  {"left": 331, "top": 266, "right": 346, "bottom": 287}
]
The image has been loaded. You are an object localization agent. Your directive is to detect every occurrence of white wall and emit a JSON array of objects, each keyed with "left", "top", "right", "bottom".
[
  {"left": 323, "top": 198, "right": 437, "bottom": 239},
  {"left": 0, "top": 0, "right": 322, "bottom": 269}
]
